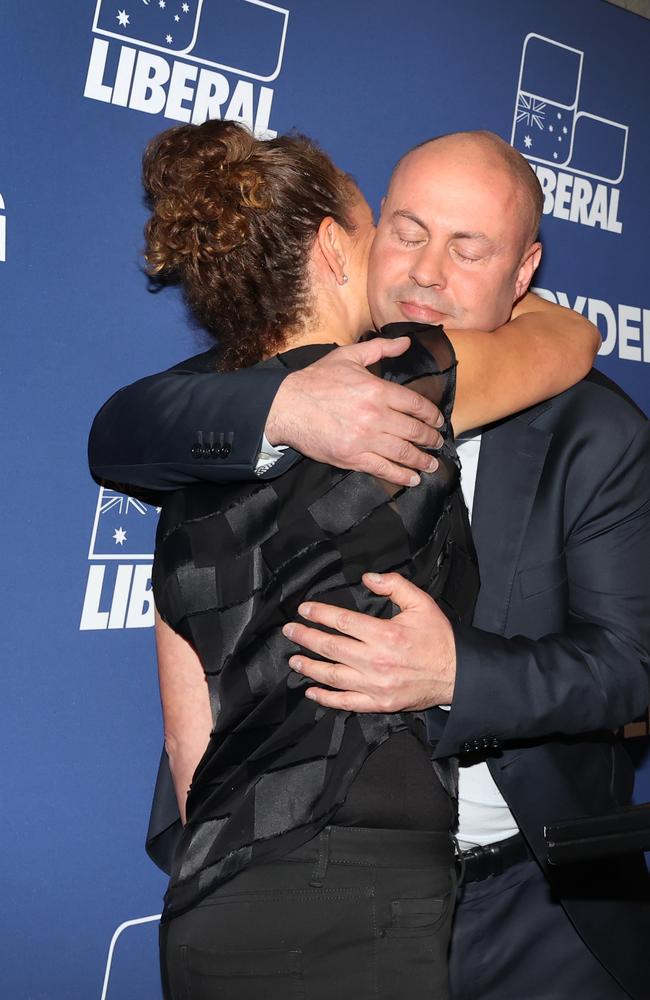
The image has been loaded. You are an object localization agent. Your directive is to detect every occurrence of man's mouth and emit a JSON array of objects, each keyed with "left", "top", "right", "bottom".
[{"left": 398, "top": 301, "right": 449, "bottom": 325}]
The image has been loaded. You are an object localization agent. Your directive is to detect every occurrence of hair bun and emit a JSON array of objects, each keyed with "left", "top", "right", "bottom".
[{"left": 143, "top": 120, "right": 271, "bottom": 275}]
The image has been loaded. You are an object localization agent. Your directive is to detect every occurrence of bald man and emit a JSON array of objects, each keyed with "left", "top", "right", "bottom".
[{"left": 89, "top": 132, "right": 650, "bottom": 999}]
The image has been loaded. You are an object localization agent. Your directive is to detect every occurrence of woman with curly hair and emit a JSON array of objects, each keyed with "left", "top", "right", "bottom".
[{"left": 139, "top": 119, "right": 598, "bottom": 999}]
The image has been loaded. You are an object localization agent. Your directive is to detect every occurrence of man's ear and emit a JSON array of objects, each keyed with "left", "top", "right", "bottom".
[
  {"left": 514, "top": 242, "right": 542, "bottom": 300},
  {"left": 315, "top": 216, "right": 349, "bottom": 285}
]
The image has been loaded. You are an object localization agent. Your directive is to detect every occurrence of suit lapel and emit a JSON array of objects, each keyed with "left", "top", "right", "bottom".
[{"left": 469, "top": 411, "right": 553, "bottom": 634}]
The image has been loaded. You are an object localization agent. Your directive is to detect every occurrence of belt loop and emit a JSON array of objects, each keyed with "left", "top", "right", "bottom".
[
  {"left": 309, "top": 827, "right": 331, "bottom": 887},
  {"left": 453, "top": 835, "right": 467, "bottom": 887}
]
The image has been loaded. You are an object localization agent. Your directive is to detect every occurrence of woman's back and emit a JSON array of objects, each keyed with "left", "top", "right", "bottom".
[{"left": 153, "top": 328, "right": 478, "bottom": 920}]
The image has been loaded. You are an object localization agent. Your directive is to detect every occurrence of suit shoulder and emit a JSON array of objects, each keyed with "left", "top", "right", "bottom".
[
  {"left": 167, "top": 345, "right": 221, "bottom": 374},
  {"left": 582, "top": 368, "right": 646, "bottom": 418},
  {"left": 545, "top": 368, "right": 647, "bottom": 429}
]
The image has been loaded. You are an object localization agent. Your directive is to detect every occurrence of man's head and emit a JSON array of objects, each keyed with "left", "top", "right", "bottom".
[{"left": 367, "top": 131, "right": 543, "bottom": 332}]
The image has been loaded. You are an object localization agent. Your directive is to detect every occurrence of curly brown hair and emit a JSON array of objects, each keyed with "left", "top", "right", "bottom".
[{"left": 142, "top": 119, "right": 359, "bottom": 370}]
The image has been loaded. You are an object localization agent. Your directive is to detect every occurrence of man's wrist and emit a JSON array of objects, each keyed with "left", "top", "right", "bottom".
[
  {"left": 435, "top": 619, "right": 457, "bottom": 705},
  {"left": 265, "top": 371, "right": 295, "bottom": 447}
]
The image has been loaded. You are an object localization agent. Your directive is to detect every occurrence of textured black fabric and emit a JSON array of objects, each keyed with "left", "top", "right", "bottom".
[{"left": 153, "top": 323, "right": 478, "bottom": 921}]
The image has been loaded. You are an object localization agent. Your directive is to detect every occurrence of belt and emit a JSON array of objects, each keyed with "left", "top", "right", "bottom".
[{"left": 458, "top": 833, "right": 531, "bottom": 884}]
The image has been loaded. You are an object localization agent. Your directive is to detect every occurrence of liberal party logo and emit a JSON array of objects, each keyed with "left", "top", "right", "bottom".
[
  {"left": 80, "top": 487, "right": 159, "bottom": 630},
  {"left": 84, "top": 0, "right": 290, "bottom": 136},
  {"left": 511, "top": 34, "right": 629, "bottom": 234},
  {"left": 0, "top": 192, "right": 6, "bottom": 263}
]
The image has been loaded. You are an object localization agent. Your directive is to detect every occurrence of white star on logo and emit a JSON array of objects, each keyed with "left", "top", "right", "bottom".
[
  {"left": 174, "top": 13, "right": 180, "bottom": 20},
  {"left": 562, "top": 126, "right": 568, "bottom": 135},
  {"left": 553, "top": 152, "right": 558, "bottom": 160},
  {"left": 159, "top": 0, "right": 166, "bottom": 7},
  {"left": 548, "top": 124, "right": 554, "bottom": 133},
  {"left": 166, "top": 33, "right": 173, "bottom": 42},
  {"left": 116, "top": 9, "right": 130, "bottom": 27},
  {"left": 182, "top": 2, "right": 190, "bottom": 11},
  {"left": 113, "top": 527, "right": 127, "bottom": 546},
  {"left": 524, "top": 135, "right": 532, "bottom": 149}
]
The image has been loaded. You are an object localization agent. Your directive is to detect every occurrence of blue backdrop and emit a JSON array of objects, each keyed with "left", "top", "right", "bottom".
[{"left": 1, "top": 1, "right": 648, "bottom": 996}]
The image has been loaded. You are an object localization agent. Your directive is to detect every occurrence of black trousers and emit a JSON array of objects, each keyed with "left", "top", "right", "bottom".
[{"left": 160, "top": 826, "right": 456, "bottom": 1000}]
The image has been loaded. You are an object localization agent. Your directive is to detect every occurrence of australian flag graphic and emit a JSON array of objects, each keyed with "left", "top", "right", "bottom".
[
  {"left": 94, "top": 0, "right": 289, "bottom": 80},
  {"left": 88, "top": 488, "right": 159, "bottom": 560},
  {"left": 512, "top": 34, "right": 628, "bottom": 184},
  {"left": 513, "top": 35, "right": 581, "bottom": 167}
]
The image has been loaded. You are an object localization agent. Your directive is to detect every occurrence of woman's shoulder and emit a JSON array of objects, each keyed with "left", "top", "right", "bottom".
[{"left": 365, "top": 323, "right": 456, "bottom": 383}]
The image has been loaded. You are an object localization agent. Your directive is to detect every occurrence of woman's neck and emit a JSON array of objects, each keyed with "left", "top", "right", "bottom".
[{"left": 279, "top": 310, "right": 361, "bottom": 354}]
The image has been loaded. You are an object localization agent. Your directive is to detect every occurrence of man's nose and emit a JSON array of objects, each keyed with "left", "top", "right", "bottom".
[{"left": 409, "top": 244, "right": 447, "bottom": 289}]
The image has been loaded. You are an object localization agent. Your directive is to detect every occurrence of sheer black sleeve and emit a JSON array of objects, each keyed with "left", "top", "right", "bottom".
[{"left": 368, "top": 321, "right": 457, "bottom": 444}]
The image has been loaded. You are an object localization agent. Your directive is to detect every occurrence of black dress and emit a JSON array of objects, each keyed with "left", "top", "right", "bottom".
[{"left": 153, "top": 322, "right": 478, "bottom": 924}]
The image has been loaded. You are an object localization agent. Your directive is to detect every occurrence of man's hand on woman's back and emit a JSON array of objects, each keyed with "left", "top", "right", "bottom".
[{"left": 266, "top": 336, "right": 444, "bottom": 488}]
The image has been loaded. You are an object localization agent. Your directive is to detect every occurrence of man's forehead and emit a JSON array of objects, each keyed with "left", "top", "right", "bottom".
[
  {"left": 387, "top": 152, "right": 518, "bottom": 234},
  {"left": 391, "top": 142, "right": 516, "bottom": 196}
]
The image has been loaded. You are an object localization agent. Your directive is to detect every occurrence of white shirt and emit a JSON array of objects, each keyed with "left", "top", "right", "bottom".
[
  {"left": 254, "top": 434, "right": 287, "bottom": 476},
  {"left": 454, "top": 434, "right": 519, "bottom": 850},
  {"left": 255, "top": 433, "right": 519, "bottom": 848}
]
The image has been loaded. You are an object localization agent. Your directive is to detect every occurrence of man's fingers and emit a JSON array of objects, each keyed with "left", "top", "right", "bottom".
[
  {"left": 303, "top": 686, "right": 380, "bottom": 713},
  {"left": 381, "top": 381, "right": 445, "bottom": 428},
  {"left": 289, "top": 655, "right": 360, "bottom": 691},
  {"left": 283, "top": 622, "right": 365, "bottom": 666},
  {"left": 362, "top": 571, "right": 432, "bottom": 613},
  {"left": 355, "top": 455, "right": 422, "bottom": 487},
  {"left": 376, "top": 434, "right": 439, "bottom": 474},
  {"left": 287, "top": 601, "right": 387, "bottom": 643},
  {"left": 383, "top": 412, "right": 444, "bottom": 451},
  {"left": 342, "top": 336, "right": 411, "bottom": 368}
]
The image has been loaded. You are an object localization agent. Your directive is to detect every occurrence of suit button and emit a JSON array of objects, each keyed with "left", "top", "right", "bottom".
[
  {"left": 191, "top": 442, "right": 202, "bottom": 458},
  {"left": 219, "top": 443, "right": 232, "bottom": 458}
]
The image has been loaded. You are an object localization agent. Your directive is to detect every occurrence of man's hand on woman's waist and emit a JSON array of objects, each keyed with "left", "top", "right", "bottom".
[{"left": 282, "top": 571, "right": 456, "bottom": 711}]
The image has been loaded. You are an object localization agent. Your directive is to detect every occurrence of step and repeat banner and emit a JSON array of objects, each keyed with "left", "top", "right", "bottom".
[{"left": 1, "top": 1, "right": 648, "bottom": 996}]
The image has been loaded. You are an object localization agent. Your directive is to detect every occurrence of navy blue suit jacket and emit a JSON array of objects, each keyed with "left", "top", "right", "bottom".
[
  {"left": 89, "top": 356, "right": 650, "bottom": 998},
  {"left": 428, "top": 371, "right": 650, "bottom": 998}
]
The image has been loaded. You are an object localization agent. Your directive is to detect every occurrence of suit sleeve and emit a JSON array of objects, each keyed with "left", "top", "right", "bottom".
[
  {"left": 88, "top": 356, "right": 299, "bottom": 492},
  {"left": 432, "top": 420, "right": 650, "bottom": 758}
]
